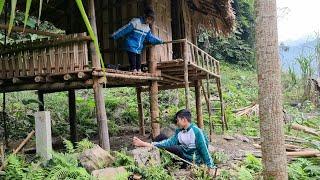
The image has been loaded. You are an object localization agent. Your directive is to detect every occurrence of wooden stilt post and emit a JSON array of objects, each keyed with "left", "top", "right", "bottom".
[
  {"left": 183, "top": 39, "right": 191, "bottom": 110},
  {"left": 68, "top": 90, "right": 77, "bottom": 143},
  {"left": 136, "top": 87, "right": 145, "bottom": 136},
  {"left": 217, "top": 77, "right": 228, "bottom": 131},
  {"left": 148, "top": 0, "right": 160, "bottom": 139},
  {"left": 195, "top": 80, "right": 204, "bottom": 129},
  {"left": 88, "top": 0, "right": 110, "bottom": 150},
  {"left": 2, "top": 93, "right": 8, "bottom": 147},
  {"left": 38, "top": 91, "right": 44, "bottom": 111},
  {"left": 206, "top": 75, "right": 214, "bottom": 141}
]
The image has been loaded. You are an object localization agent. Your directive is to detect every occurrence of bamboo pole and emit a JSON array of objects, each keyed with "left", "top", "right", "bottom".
[
  {"left": 136, "top": 87, "right": 145, "bottom": 136},
  {"left": 0, "top": 130, "right": 35, "bottom": 171},
  {"left": 183, "top": 40, "right": 191, "bottom": 110},
  {"left": 88, "top": 0, "right": 110, "bottom": 150},
  {"left": 195, "top": 80, "right": 204, "bottom": 129}
]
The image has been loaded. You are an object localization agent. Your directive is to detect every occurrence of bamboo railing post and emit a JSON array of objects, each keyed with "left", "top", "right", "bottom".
[
  {"left": 136, "top": 87, "right": 145, "bottom": 136},
  {"left": 88, "top": 0, "right": 110, "bottom": 150},
  {"left": 183, "top": 39, "right": 191, "bottom": 110}
]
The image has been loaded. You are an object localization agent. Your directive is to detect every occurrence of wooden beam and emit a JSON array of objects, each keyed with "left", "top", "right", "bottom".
[
  {"left": 92, "top": 71, "right": 162, "bottom": 81},
  {"left": 88, "top": 0, "right": 110, "bottom": 150},
  {"left": 0, "top": 24, "right": 64, "bottom": 37},
  {"left": 63, "top": 74, "right": 73, "bottom": 81},
  {"left": 161, "top": 74, "right": 185, "bottom": 82},
  {"left": 0, "top": 81, "right": 93, "bottom": 93},
  {"left": 37, "top": 91, "right": 45, "bottom": 111},
  {"left": 35, "top": 76, "right": 46, "bottom": 83},
  {"left": 68, "top": 90, "right": 78, "bottom": 143},
  {"left": 77, "top": 72, "right": 89, "bottom": 79},
  {"left": 148, "top": 0, "right": 160, "bottom": 139}
]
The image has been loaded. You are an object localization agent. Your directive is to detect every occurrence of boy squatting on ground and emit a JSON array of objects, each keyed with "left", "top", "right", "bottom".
[
  {"left": 132, "top": 109, "right": 216, "bottom": 172},
  {"left": 111, "top": 8, "right": 163, "bottom": 72}
]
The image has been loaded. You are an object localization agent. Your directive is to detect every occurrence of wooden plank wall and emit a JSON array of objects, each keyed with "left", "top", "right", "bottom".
[
  {"left": 152, "top": 0, "right": 172, "bottom": 62},
  {"left": 0, "top": 34, "right": 89, "bottom": 79},
  {"left": 101, "top": 0, "right": 173, "bottom": 67},
  {"left": 102, "top": 0, "right": 143, "bottom": 68}
]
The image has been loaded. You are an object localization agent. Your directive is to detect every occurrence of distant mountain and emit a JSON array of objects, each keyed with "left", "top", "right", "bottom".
[{"left": 279, "top": 37, "right": 318, "bottom": 76}]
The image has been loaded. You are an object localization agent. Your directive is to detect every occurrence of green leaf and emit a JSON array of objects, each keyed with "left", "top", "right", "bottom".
[
  {"left": 23, "top": 0, "right": 32, "bottom": 31},
  {"left": 75, "top": 0, "right": 105, "bottom": 71},
  {"left": 0, "top": 0, "right": 5, "bottom": 16},
  {"left": 37, "top": 0, "right": 43, "bottom": 26},
  {"left": 8, "top": 0, "right": 17, "bottom": 37}
]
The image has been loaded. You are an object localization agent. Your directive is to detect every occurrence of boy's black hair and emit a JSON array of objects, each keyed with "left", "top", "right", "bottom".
[
  {"left": 144, "top": 7, "right": 155, "bottom": 20},
  {"left": 174, "top": 109, "right": 192, "bottom": 123}
]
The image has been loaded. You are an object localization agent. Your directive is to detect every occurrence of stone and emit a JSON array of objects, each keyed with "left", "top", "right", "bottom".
[
  {"left": 173, "top": 169, "right": 192, "bottom": 179},
  {"left": 92, "top": 166, "right": 127, "bottom": 180},
  {"left": 161, "top": 124, "right": 177, "bottom": 138},
  {"left": 79, "top": 145, "right": 115, "bottom": 172},
  {"left": 128, "top": 147, "right": 161, "bottom": 166},
  {"left": 234, "top": 134, "right": 250, "bottom": 143},
  {"left": 222, "top": 135, "right": 235, "bottom": 141},
  {"left": 35, "top": 111, "right": 52, "bottom": 160}
]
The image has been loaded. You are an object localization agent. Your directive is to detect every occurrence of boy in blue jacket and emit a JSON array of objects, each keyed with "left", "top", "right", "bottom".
[
  {"left": 133, "top": 109, "right": 215, "bottom": 169},
  {"left": 111, "top": 8, "right": 163, "bottom": 72}
]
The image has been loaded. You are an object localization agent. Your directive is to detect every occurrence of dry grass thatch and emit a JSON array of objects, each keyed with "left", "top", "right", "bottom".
[{"left": 187, "top": 0, "right": 236, "bottom": 35}]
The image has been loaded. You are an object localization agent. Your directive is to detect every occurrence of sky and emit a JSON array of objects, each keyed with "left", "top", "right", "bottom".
[{"left": 277, "top": 0, "right": 320, "bottom": 42}]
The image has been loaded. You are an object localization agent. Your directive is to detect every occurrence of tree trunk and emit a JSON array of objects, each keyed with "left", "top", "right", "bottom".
[{"left": 255, "top": 0, "right": 288, "bottom": 179}]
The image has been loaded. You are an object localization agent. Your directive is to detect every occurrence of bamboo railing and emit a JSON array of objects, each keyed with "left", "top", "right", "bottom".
[
  {"left": 0, "top": 33, "right": 91, "bottom": 80},
  {"left": 161, "top": 39, "right": 220, "bottom": 77}
]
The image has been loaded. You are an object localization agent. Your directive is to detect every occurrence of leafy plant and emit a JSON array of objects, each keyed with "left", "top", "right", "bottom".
[{"left": 243, "top": 154, "right": 262, "bottom": 173}]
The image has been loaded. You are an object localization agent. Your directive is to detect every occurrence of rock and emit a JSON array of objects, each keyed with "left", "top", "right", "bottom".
[
  {"left": 129, "top": 147, "right": 161, "bottom": 166},
  {"left": 79, "top": 145, "right": 115, "bottom": 172},
  {"left": 92, "top": 166, "right": 127, "bottom": 180},
  {"left": 223, "top": 135, "right": 235, "bottom": 141},
  {"left": 161, "top": 124, "right": 177, "bottom": 138},
  {"left": 208, "top": 145, "right": 216, "bottom": 153},
  {"left": 173, "top": 169, "right": 192, "bottom": 179},
  {"left": 234, "top": 134, "right": 250, "bottom": 143}
]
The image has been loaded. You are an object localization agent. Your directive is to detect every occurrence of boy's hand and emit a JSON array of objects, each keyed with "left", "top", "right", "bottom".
[{"left": 132, "top": 136, "right": 153, "bottom": 148}]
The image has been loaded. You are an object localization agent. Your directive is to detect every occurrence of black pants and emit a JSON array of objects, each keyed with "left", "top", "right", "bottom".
[
  {"left": 153, "top": 133, "right": 185, "bottom": 160},
  {"left": 127, "top": 51, "right": 141, "bottom": 71}
]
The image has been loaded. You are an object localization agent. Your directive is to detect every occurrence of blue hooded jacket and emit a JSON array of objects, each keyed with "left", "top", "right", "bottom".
[{"left": 111, "top": 17, "right": 163, "bottom": 54}]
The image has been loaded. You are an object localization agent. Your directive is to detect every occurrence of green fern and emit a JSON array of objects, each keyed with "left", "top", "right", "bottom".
[
  {"left": 113, "top": 151, "right": 135, "bottom": 167},
  {"left": 4, "top": 154, "right": 26, "bottom": 180},
  {"left": 63, "top": 139, "right": 75, "bottom": 154},
  {"left": 76, "top": 138, "right": 94, "bottom": 153}
]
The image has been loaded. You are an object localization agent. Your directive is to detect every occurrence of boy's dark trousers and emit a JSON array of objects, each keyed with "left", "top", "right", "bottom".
[
  {"left": 127, "top": 51, "right": 141, "bottom": 71},
  {"left": 153, "top": 134, "right": 187, "bottom": 163}
]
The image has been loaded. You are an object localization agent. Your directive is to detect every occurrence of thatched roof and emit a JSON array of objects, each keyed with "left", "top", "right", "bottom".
[
  {"left": 10, "top": 0, "right": 235, "bottom": 35},
  {"left": 187, "top": 0, "right": 235, "bottom": 35}
]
